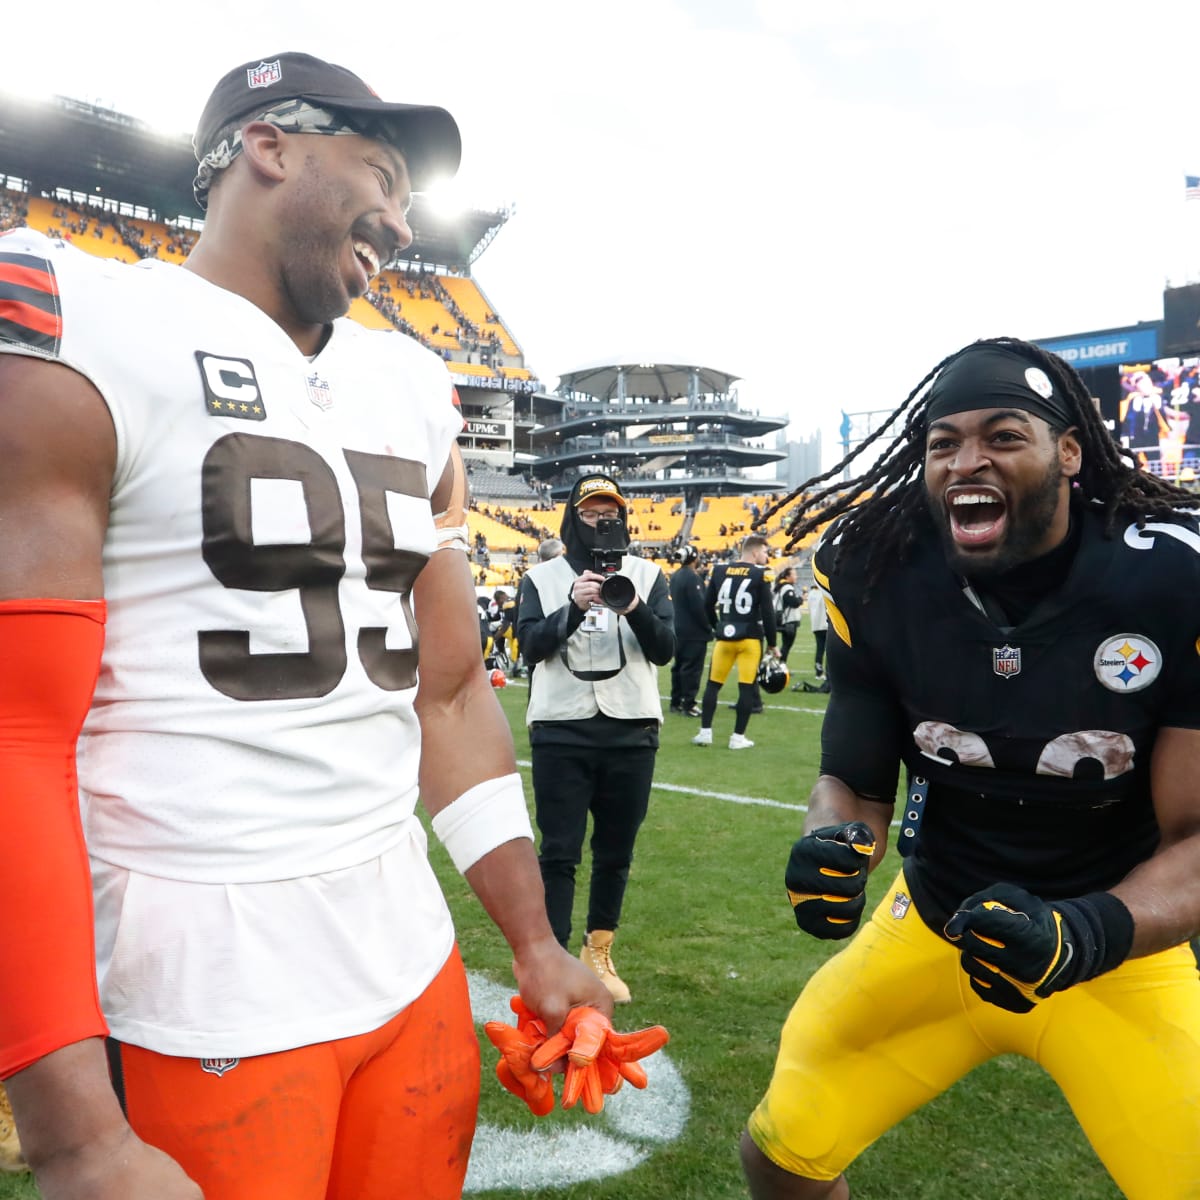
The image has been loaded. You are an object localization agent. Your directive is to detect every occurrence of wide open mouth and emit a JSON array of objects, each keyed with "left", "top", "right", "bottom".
[{"left": 946, "top": 486, "right": 1007, "bottom": 547}]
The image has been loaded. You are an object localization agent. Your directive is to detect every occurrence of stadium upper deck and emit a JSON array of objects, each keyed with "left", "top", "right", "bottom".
[{"left": 533, "top": 360, "right": 788, "bottom": 504}]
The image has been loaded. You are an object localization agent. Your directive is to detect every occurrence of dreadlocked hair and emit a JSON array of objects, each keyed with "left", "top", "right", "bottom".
[{"left": 756, "top": 336, "right": 1198, "bottom": 591}]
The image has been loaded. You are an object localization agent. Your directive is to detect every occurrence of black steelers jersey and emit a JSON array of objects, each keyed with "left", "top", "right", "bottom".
[
  {"left": 814, "top": 505, "right": 1200, "bottom": 933},
  {"left": 706, "top": 562, "right": 777, "bottom": 644}
]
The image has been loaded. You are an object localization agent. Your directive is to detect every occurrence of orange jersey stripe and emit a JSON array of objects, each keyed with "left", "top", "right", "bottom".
[
  {"left": 0, "top": 295, "right": 61, "bottom": 338},
  {"left": 0, "top": 260, "right": 58, "bottom": 296}
]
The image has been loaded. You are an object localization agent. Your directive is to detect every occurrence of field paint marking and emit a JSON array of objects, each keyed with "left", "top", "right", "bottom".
[
  {"left": 465, "top": 972, "right": 689, "bottom": 1194},
  {"left": 515, "top": 760, "right": 805, "bottom": 811},
  {"left": 515, "top": 760, "right": 902, "bottom": 827},
  {"left": 651, "top": 779, "right": 806, "bottom": 810}
]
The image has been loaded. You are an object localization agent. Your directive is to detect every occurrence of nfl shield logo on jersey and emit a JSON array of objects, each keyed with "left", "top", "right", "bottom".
[
  {"left": 247, "top": 60, "right": 282, "bottom": 89},
  {"left": 306, "top": 372, "right": 333, "bottom": 411},
  {"left": 200, "top": 1057, "right": 239, "bottom": 1077},
  {"left": 890, "top": 891, "right": 911, "bottom": 920},
  {"left": 992, "top": 645, "right": 1021, "bottom": 678}
]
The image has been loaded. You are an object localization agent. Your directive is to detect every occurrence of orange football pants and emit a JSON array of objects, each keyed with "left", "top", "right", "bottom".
[{"left": 110, "top": 945, "right": 479, "bottom": 1200}]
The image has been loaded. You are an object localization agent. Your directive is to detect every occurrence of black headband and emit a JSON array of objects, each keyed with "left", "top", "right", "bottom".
[{"left": 926, "top": 345, "right": 1075, "bottom": 430}]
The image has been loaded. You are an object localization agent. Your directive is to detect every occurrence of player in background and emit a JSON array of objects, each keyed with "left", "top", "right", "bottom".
[
  {"left": 692, "top": 534, "right": 779, "bottom": 750},
  {"left": 741, "top": 338, "right": 1200, "bottom": 1199},
  {"left": 0, "top": 52, "right": 609, "bottom": 1200}
]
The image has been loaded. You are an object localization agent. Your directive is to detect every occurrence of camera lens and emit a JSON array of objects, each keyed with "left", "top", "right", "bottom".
[{"left": 599, "top": 573, "right": 636, "bottom": 610}]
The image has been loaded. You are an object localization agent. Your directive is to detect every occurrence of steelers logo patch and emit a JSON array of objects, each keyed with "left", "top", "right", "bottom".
[
  {"left": 1024, "top": 366, "right": 1054, "bottom": 399},
  {"left": 1093, "top": 634, "right": 1162, "bottom": 693}
]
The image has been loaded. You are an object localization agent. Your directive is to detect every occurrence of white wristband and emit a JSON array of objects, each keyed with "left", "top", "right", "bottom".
[
  {"left": 430, "top": 772, "right": 533, "bottom": 873},
  {"left": 434, "top": 522, "right": 470, "bottom": 553}
]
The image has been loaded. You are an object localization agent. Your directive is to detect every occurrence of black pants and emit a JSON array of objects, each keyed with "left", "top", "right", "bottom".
[
  {"left": 813, "top": 628, "right": 827, "bottom": 672},
  {"left": 670, "top": 638, "right": 708, "bottom": 708},
  {"left": 532, "top": 741, "right": 656, "bottom": 948},
  {"left": 779, "top": 624, "right": 798, "bottom": 664}
]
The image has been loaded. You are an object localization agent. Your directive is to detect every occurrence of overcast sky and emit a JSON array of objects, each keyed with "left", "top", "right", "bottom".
[{"left": 8, "top": 0, "right": 1200, "bottom": 461}]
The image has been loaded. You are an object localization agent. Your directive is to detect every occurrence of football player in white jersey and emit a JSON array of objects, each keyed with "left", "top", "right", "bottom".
[{"left": 0, "top": 53, "right": 610, "bottom": 1200}]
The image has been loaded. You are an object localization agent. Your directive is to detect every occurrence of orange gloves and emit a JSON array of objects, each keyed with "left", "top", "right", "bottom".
[{"left": 483, "top": 998, "right": 669, "bottom": 1116}]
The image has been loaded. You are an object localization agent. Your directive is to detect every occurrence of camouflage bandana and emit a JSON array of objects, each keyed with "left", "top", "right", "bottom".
[{"left": 193, "top": 100, "right": 369, "bottom": 209}]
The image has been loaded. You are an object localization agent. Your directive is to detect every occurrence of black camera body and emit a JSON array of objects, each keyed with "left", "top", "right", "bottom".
[{"left": 591, "top": 517, "right": 636, "bottom": 610}]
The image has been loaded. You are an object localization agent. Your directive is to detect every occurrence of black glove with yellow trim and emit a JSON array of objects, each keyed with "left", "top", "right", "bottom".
[
  {"left": 944, "top": 883, "right": 1134, "bottom": 1014},
  {"left": 784, "top": 821, "right": 876, "bottom": 939}
]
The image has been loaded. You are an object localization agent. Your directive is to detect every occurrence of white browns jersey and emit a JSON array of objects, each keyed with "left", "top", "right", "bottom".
[{"left": 0, "top": 229, "right": 462, "bottom": 1055}]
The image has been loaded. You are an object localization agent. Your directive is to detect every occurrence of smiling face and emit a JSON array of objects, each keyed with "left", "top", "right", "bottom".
[
  {"left": 923, "top": 407, "right": 1081, "bottom": 578},
  {"left": 273, "top": 131, "right": 413, "bottom": 329}
]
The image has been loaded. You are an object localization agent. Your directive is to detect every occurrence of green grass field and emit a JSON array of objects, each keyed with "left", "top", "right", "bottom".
[{"left": 0, "top": 642, "right": 1124, "bottom": 1199}]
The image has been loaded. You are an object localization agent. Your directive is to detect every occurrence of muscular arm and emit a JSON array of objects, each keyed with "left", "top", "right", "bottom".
[
  {"left": 0, "top": 356, "right": 112, "bottom": 600},
  {"left": 1110, "top": 725, "right": 1200, "bottom": 956},
  {"left": 803, "top": 775, "right": 895, "bottom": 873},
  {"left": 416, "top": 455, "right": 611, "bottom": 1027},
  {"left": 0, "top": 356, "right": 199, "bottom": 1196}
]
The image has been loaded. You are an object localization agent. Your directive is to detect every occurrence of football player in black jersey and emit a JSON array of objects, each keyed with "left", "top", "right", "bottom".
[
  {"left": 741, "top": 338, "right": 1200, "bottom": 1199},
  {"left": 692, "top": 534, "right": 779, "bottom": 750}
]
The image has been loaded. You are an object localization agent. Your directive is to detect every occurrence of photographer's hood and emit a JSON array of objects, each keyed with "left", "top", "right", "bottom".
[{"left": 561, "top": 474, "right": 630, "bottom": 569}]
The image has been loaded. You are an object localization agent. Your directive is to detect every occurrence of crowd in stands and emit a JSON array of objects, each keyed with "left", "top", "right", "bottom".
[
  {"left": 361, "top": 266, "right": 507, "bottom": 366},
  {"left": 0, "top": 191, "right": 29, "bottom": 230},
  {"left": 473, "top": 502, "right": 557, "bottom": 545}
]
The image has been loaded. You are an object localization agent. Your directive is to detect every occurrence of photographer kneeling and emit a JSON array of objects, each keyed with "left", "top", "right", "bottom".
[{"left": 516, "top": 475, "right": 675, "bottom": 1003}]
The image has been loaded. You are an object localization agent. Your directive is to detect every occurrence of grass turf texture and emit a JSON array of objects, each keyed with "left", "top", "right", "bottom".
[{"left": 0, "top": 644, "right": 1121, "bottom": 1199}]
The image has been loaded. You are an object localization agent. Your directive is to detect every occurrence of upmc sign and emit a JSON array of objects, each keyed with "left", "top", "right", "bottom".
[
  {"left": 465, "top": 420, "right": 511, "bottom": 438},
  {"left": 1036, "top": 325, "right": 1159, "bottom": 368}
]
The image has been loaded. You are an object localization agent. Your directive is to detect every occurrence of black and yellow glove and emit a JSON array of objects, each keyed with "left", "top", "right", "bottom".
[
  {"left": 944, "top": 883, "right": 1134, "bottom": 1014},
  {"left": 785, "top": 821, "right": 876, "bottom": 939}
]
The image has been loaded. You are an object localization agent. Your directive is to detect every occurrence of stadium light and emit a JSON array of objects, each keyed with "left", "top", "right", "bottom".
[{"left": 421, "top": 180, "right": 466, "bottom": 218}]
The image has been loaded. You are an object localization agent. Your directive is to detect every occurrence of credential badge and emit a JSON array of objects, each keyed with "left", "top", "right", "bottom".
[
  {"left": 200, "top": 1057, "right": 240, "bottom": 1077},
  {"left": 992, "top": 644, "right": 1021, "bottom": 678},
  {"left": 1093, "top": 633, "right": 1162, "bottom": 693},
  {"left": 247, "top": 60, "right": 282, "bottom": 89}
]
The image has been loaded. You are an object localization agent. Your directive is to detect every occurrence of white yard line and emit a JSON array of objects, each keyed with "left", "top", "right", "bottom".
[{"left": 514, "top": 759, "right": 804, "bottom": 811}]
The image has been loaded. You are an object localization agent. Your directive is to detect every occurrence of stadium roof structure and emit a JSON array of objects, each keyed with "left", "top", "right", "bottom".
[
  {"left": 557, "top": 360, "right": 739, "bottom": 402},
  {"left": 533, "top": 357, "right": 787, "bottom": 500},
  {"left": 0, "top": 92, "right": 509, "bottom": 269}
]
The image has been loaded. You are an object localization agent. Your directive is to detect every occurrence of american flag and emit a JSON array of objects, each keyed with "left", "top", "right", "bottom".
[{"left": 1187, "top": 174, "right": 1200, "bottom": 201}]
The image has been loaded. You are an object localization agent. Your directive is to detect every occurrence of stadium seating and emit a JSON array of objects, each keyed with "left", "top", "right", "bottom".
[
  {"left": 439, "top": 276, "right": 519, "bottom": 356},
  {"left": 348, "top": 296, "right": 397, "bottom": 331},
  {"left": 624, "top": 498, "right": 685, "bottom": 545},
  {"left": 467, "top": 509, "right": 542, "bottom": 553}
]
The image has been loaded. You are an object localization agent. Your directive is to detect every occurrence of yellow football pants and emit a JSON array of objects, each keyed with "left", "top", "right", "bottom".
[
  {"left": 748, "top": 871, "right": 1200, "bottom": 1199},
  {"left": 709, "top": 638, "right": 761, "bottom": 686}
]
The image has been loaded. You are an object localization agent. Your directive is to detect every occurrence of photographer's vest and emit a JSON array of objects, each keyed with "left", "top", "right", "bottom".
[{"left": 524, "top": 555, "right": 663, "bottom": 724}]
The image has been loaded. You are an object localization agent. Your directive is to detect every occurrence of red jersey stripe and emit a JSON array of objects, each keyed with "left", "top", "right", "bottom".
[
  {"left": 0, "top": 261, "right": 58, "bottom": 298},
  {"left": 0, "top": 295, "right": 61, "bottom": 338}
]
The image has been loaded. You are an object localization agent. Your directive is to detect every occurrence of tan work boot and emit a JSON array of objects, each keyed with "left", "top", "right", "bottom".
[
  {"left": 580, "top": 929, "right": 632, "bottom": 1004},
  {"left": 0, "top": 1082, "right": 28, "bottom": 1173}
]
